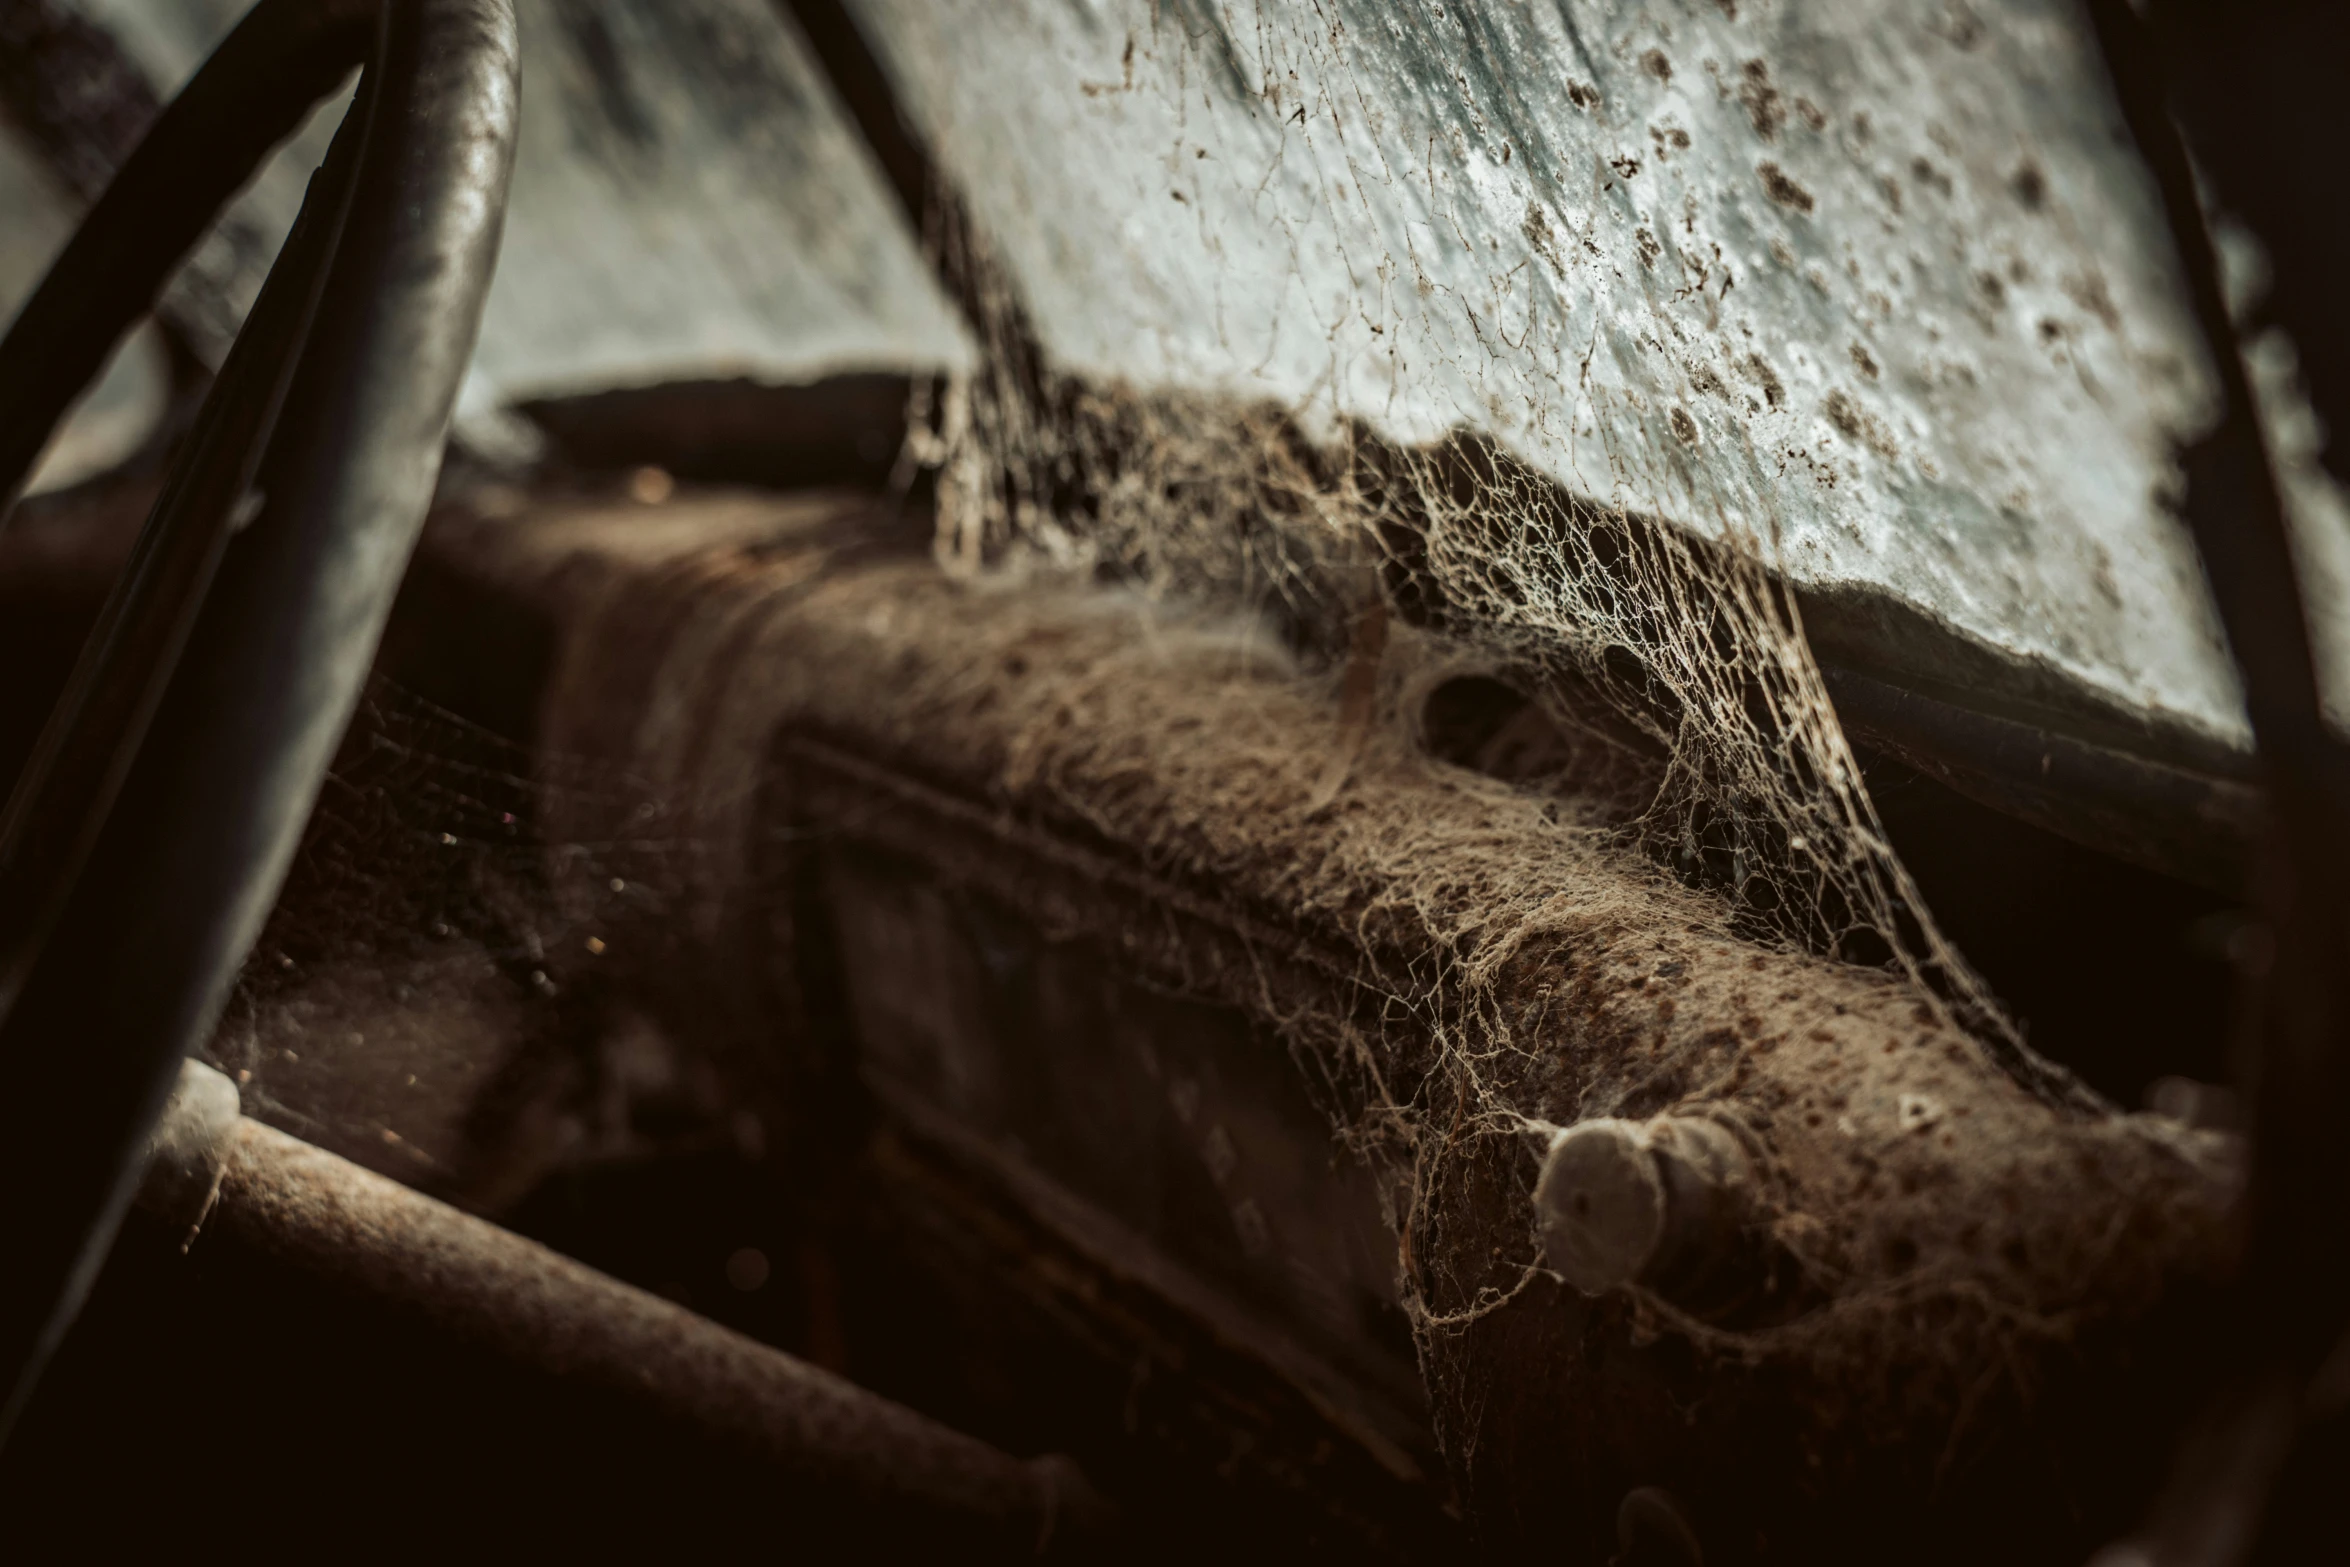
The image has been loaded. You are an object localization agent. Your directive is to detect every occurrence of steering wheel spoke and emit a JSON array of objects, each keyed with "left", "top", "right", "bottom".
[{"left": 0, "top": 0, "right": 517, "bottom": 1435}]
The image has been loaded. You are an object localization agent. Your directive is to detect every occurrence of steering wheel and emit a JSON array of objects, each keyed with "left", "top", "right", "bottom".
[{"left": 0, "top": 0, "right": 517, "bottom": 1430}]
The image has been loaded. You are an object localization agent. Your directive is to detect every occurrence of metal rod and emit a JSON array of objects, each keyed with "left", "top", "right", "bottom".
[{"left": 137, "top": 1063, "right": 1114, "bottom": 1558}]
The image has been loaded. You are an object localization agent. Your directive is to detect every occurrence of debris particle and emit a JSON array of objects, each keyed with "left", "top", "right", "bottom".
[
  {"left": 2064, "top": 270, "right": 2122, "bottom": 329},
  {"left": 585, "top": 936, "right": 607, "bottom": 955},
  {"left": 1670, "top": 406, "right": 1700, "bottom": 445},
  {"left": 1898, "top": 1093, "right": 1947, "bottom": 1133},
  {"left": 1910, "top": 156, "right": 1952, "bottom": 196},
  {"left": 1933, "top": 0, "right": 1986, "bottom": 49},
  {"left": 1759, "top": 162, "right": 1813, "bottom": 212},
  {"left": 2011, "top": 159, "right": 2047, "bottom": 209},
  {"left": 1522, "top": 203, "right": 1566, "bottom": 276},
  {"left": 1739, "top": 60, "right": 1785, "bottom": 140},
  {"left": 627, "top": 465, "right": 674, "bottom": 505},
  {"left": 1825, "top": 390, "right": 1899, "bottom": 457},
  {"left": 1827, "top": 390, "right": 1864, "bottom": 437}
]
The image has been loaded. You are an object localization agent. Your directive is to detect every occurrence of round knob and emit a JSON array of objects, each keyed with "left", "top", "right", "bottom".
[
  {"left": 1536, "top": 1114, "right": 1757, "bottom": 1300},
  {"left": 1535, "top": 1119, "right": 1667, "bottom": 1294}
]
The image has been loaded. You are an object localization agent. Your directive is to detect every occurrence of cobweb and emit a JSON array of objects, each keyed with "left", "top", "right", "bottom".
[
  {"left": 917, "top": 169, "right": 2027, "bottom": 1082},
  {"left": 198, "top": 0, "right": 2115, "bottom": 1468},
  {"left": 207, "top": 678, "right": 721, "bottom": 1203},
  {"left": 886, "top": 0, "right": 2119, "bottom": 1373}
]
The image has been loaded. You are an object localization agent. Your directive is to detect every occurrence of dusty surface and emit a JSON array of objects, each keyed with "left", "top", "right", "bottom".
[{"left": 437, "top": 488, "right": 2242, "bottom": 1559}]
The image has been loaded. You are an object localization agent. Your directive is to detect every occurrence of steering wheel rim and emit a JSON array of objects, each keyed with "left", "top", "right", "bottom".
[{"left": 0, "top": 0, "right": 517, "bottom": 1432}]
